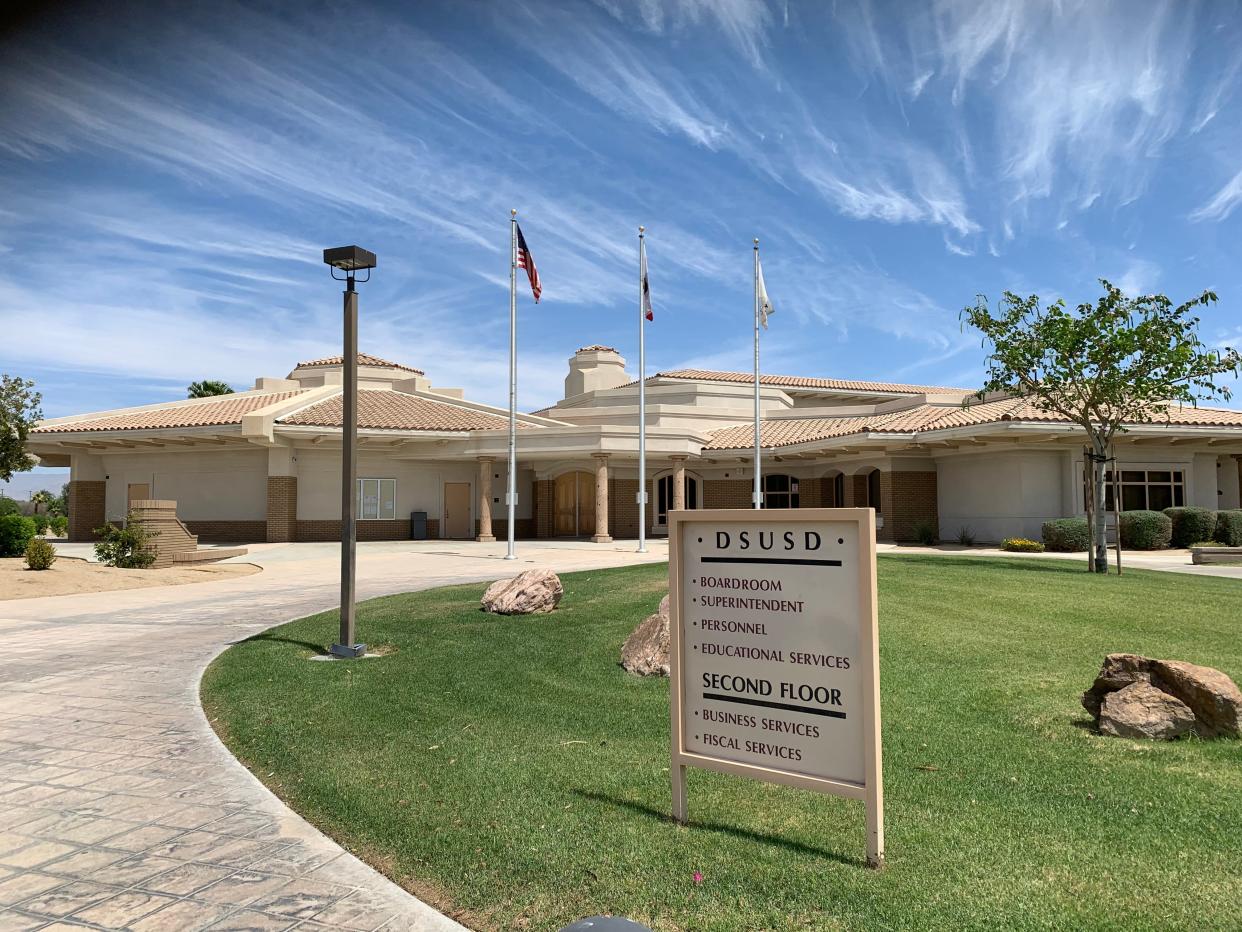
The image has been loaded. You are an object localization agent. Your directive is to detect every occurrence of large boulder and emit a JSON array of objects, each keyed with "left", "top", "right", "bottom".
[
  {"left": 1082, "top": 653, "right": 1242, "bottom": 739},
  {"left": 481, "top": 569, "right": 563, "bottom": 615},
  {"left": 1099, "top": 681, "right": 1195, "bottom": 740},
  {"left": 621, "top": 595, "right": 670, "bottom": 677}
]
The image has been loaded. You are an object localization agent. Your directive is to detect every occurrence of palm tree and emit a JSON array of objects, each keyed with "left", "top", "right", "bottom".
[
  {"left": 187, "top": 380, "right": 234, "bottom": 398},
  {"left": 30, "top": 489, "right": 52, "bottom": 514}
]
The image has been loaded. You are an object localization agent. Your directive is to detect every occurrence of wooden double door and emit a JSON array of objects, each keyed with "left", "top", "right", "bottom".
[{"left": 554, "top": 471, "right": 596, "bottom": 537}]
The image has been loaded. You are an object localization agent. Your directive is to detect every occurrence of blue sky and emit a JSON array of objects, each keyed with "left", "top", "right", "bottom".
[{"left": 3, "top": 0, "right": 1242, "bottom": 492}]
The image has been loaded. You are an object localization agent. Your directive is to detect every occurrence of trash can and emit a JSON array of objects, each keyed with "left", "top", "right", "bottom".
[{"left": 410, "top": 511, "right": 428, "bottom": 540}]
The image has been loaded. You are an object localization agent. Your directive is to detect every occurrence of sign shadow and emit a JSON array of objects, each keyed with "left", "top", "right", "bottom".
[{"left": 570, "top": 789, "right": 867, "bottom": 868}]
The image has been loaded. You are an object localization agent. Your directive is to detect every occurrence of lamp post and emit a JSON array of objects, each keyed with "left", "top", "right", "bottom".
[{"left": 323, "top": 245, "right": 377, "bottom": 659}]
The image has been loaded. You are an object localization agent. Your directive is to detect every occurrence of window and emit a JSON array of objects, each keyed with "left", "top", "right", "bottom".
[
  {"left": 1098, "top": 468, "right": 1184, "bottom": 512},
  {"left": 867, "top": 469, "right": 882, "bottom": 514},
  {"left": 763, "top": 474, "right": 800, "bottom": 509},
  {"left": 357, "top": 478, "right": 396, "bottom": 519},
  {"left": 657, "top": 475, "right": 698, "bottom": 525},
  {"left": 832, "top": 473, "right": 845, "bottom": 507}
]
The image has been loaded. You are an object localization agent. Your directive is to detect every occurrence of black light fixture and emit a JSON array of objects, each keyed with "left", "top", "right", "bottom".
[
  {"left": 323, "top": 244, "right": 377, "bottom": 659},
  {"left": 323, "top": 245, "right": 377, "bottom": 275}
]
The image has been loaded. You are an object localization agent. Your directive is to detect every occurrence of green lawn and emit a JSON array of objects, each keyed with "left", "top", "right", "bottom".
[{"left": 201, "top": 557, "right": 1242, "bottom": 931}]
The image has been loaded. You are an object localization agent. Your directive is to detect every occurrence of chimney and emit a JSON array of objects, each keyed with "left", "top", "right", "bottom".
[{"left": 565, "top": 345, "right": 628, "bottom": 398}]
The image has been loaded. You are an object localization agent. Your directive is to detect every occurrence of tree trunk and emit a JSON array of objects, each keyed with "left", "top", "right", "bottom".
[{"left": 1091, "top": 436, "right": 1109, "bottom": 573}]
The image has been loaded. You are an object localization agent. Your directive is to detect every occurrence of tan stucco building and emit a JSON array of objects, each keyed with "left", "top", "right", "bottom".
[{"left": 27, "top": 347, "right": 1242, "bottom": 544}]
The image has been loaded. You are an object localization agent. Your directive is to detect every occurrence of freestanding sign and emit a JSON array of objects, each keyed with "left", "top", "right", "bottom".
[{"left": 668, "top": 507, "right": 883, "bottom": 867}]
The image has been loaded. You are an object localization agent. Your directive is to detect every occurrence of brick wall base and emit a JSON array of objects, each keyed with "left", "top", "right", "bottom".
[
  {"left": 184, "top": 521, "right": 267, "bottom": 543},
  {"left": 266, "top": 477, "right": 297, "bottom": 543},
  {"left": 67, "top": 480, "right": 106, "bottom": 542},
  {"left": 294, "top": 519, "right": 441, "bottom": 542},
  {"left": 478, "top": 518, "right": 535, "bottom": 540}
]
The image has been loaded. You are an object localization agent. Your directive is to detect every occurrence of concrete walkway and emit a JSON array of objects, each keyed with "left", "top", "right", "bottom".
[{"left": 0, "top": 540, "right": 668, "bottom": 932}]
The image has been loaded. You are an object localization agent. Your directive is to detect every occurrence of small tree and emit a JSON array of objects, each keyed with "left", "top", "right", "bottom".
[
  {"left": 187, "top": 380, "right": 234, "bottom": 398},
  {"left": 963, "top": 280, "right": 1240, "bottom": 573},
  {"left": 0, "top": 374, "right": 42, "bottom": 482},
  {"left": 30, "top": 489, "right": 52, "bottom": 514}
]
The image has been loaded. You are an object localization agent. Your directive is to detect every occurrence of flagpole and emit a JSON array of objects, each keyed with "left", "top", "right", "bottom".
[
  {"left": 506, "top": 209, "right": 518, "bottom": 560},
  {"left": 753, "top": 238, "right": 762, "bottom": 510},
  {"left": 637, "top": 226, "right": 648, "bottom": 553}
]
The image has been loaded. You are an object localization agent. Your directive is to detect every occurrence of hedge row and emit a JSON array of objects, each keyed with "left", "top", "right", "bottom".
[{"left": 1041, "top": 508, "right": 1242, "bottom": 552}]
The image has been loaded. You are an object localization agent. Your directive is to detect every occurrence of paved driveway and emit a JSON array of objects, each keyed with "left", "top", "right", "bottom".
[{"left": 0, "top": 541, "right": 668, "bottom": 932}]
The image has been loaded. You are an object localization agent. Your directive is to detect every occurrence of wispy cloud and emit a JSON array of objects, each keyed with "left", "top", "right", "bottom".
[{"left": 1190, "top": 168, "right": 1242, "bottom": 222}]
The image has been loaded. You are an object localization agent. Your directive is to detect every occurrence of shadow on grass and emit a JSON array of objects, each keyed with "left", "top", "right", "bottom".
[
  {"left": 238, "top": 631, "right": 328, "bottom": 653},
  {"left": 571, "top": 789, "right": 865, "bottom": 868}
]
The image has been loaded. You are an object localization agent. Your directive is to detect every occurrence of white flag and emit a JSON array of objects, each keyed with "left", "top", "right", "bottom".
[{"left": 757, "top": 255, "right": 774, "bottom": 329}]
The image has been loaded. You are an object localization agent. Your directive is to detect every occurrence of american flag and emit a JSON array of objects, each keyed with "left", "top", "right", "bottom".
[{"left": 515, "top": 223, "right": 541, "bottom": 303}]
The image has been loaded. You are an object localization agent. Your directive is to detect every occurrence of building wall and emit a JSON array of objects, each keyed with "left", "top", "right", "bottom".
[
  {"left": 294, "top": 450, "right": 485, "bottom": 538},
  {"left": 101, "top": 449, "right": 267, "bottom": 524},
  {"left": 886, "top": 471, "right": 937, "bottom": 542},
  {"left": 1220, "top": 456, "right": 1241, "bottom": 510},
  {"left": 937, "top": 450, "right": 1064, "bottom": 542}
]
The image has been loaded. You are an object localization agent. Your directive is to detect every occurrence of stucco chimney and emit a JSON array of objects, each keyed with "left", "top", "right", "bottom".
[{"left": 565, "top": 345, "right": 628, "bottom": 398}]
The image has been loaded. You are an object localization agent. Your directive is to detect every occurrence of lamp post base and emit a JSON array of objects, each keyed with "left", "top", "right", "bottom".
[{"left": 329, "top": 643, "right": 368, "bottom": 659}]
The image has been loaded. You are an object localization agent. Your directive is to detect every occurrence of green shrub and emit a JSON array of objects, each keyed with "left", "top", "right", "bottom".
[
  {"left": 0, "top": 514, "right": 37, "bottom": 557},
  {"left": 913, "top": 521, "right": 937, "bottom": 545},
  {"left": 93, "top": 515, "right": 156, "bottom": 569},
  {"left": 1001, "top": 537, "right": 1045, "bottom": 553},
  {"left": 1213, "top": 510, "right": 1242, "bottom": 547},
  {"left": 32, "top": 513, "right": 50, "bottom": 535},
  {"left": 1164, "top": 507, "right": 1217, "bottom": 548},
  {"left": 23, "top": 538, "right": 56, "bottom": 570},
  {"left": 0, "top": 495, "right": 19, "bottom": 516},
  {"left": 1119, "top": 510, "right": 1172, "bottom": 550},
  {"left": 956, "top": 526, "right": 975, "bottom": 546},
  {"left": 49, "top": 515, "right": 68, "bottom": 537},
  {"left": 1042, "top": 517, "right": 1090, "bottom": 552}
]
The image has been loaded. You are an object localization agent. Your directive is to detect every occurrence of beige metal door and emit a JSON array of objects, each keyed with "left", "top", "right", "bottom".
[
  {"left": 443, "top": 482, "right": 472, "bottom": 539},
  {"left": 127, "top": 483, "right": 150, "bottom": 506}
]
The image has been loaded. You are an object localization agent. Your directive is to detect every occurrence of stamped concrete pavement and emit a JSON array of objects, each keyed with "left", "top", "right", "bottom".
[{"left": 0, "top": 540, "right": 668, "bottom": 932}]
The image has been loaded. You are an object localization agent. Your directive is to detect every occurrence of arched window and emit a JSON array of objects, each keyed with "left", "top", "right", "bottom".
[
  {"left": 866, "top": 469, "right": 882, "bottom": 514},
  {"left": 656, "top": 474, "right": 698, "bottom": 526},
  {"left": 832, "top": 473, "right": 845, "bottom": 507},
  {"left": 763, "top": 474, "right": 800, "bottom": 509}
]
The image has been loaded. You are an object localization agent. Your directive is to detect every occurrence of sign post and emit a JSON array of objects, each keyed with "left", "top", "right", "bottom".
[{"left": 668, "top": 507, "right": 883, "bottom": 867}]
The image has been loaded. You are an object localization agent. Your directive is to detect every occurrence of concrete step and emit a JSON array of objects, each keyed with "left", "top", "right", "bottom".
[{"left": 172, "top": 547, "right": 248, "bottom": 564}]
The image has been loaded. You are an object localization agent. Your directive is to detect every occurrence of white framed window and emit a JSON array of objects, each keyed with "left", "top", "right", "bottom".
[
  {"left": 357, "top": 478, "right": 396, "bottom": 520},
  {"left": 1095, "top": 468, "right": 1185, "bottom": 512}
]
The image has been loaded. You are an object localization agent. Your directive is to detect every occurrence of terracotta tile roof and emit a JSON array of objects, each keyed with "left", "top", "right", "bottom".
[
  {"left": 280, "top": 390, "right": 532, "bottom": 432},
  {"left": 705, "top": 413, "right": 907, "bottom": 450},
  {"left": 649, "top": 369, "right": 972, "bottom": 395},
  {"left": 295, "top": 353, "right": 424, "bottom": 374},
  {"left": 705, "top": 397, "right": 1242, "bottom": 450},
  {"left": 31, "top": 391, "right": 308, "bottom": 434}
]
